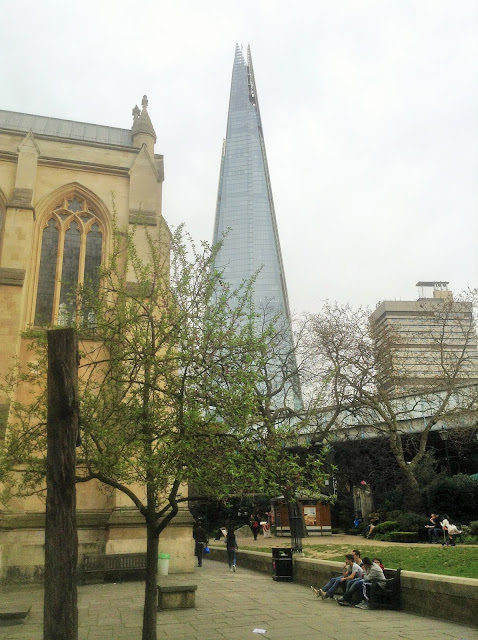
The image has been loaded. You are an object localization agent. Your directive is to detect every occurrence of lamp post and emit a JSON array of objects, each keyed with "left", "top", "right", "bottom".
[{"left": 439, "top": 426, "right": 451, "bottom": 475}]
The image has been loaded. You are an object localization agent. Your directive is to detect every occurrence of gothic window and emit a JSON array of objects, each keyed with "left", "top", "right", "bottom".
[{"left": 34, "top": 196, "right": 104, "bottom": 326}]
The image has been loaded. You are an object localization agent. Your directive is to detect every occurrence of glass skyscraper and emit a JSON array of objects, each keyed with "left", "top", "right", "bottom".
[
  {"left": 213, "top": 45, "right": 300, "bottom": 409},
  {"left": 213, "top": 45, "right": 293, "bottom": 326}
]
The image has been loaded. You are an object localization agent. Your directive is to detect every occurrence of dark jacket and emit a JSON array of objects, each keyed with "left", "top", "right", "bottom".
[{"left": 193, "top": 526, "right": 208, "bottom": 544}]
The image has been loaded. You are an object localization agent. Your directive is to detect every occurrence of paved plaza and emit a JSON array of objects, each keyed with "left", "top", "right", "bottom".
[{"left": 0, "top": 559, "right": 476, "bottom": 639}]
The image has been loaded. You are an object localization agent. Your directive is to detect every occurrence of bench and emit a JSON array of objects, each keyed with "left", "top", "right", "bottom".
[
  {"left": 368, "top": 568, "right": 401, "bottom": 610},
  {"left": 0, "top": 606, "right": 31, "bottom": 627},
  {"left": 81, "top": 553, "right": 146, "bottom": 584},
  {"left": 157, "top": 584, "right": 197, "bottom": 610}
]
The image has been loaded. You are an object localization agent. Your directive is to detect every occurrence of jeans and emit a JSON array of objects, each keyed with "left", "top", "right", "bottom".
[
  {"left": 343, "top": 579, "right": 364, "bottom": 603},
  {"left": 195, "top": 542, "right": 205, "bottom": 566},
  {"left": 227, "top": 548, "right": 236, "bottom": 568},
  {"left": 322, "top": 576, "right": 344, "bottom": 597},
  {"left": 433, "top": 527, "right": 444, "bottom": 542},
  {"left": 345, "top": 577, "right": 362, "bottom": 592}
]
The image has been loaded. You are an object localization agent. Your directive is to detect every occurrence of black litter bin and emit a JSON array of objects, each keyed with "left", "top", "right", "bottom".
[{"left": 272, "top": 547, "right": 293, "bottom": 582}]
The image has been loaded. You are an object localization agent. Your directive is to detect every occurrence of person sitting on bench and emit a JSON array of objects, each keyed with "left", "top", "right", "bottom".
[
  {"left": 424, "top": 513, "right": 442, "bottom": 543},
  {"left": 338, "top": 557, "right": 386, "bottom": 608},
  {"left": 312, "top": 554, "right": 363, "bottom": 600}
]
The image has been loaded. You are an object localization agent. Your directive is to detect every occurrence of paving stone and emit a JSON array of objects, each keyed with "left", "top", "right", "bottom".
[{"left": 0, "top": 560, "right": 476, "bottom": 639}]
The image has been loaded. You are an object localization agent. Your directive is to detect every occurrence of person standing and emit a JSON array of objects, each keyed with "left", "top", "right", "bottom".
[
  {"left": 226, "top": 525, "right": 238, "bottom": 572},
  {"left": 251, "top": 516, "right": 260, "bottom": 541},
  {"left": 193, "top": 521, "right": 208, "bottom": 567}
]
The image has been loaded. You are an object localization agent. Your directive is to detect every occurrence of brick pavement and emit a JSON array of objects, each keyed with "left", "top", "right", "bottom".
[{"left": 0, "top": 559, "right": 476, "bottom": 639}]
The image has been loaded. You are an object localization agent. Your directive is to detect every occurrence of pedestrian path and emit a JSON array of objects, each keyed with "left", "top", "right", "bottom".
[{"left": 0, "top": 559, "right": 476, "bottom": 639}]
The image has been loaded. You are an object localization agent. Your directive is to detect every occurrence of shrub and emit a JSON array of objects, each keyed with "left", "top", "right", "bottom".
[
  {"left": 396, "top": 512, "right": 426, "bottom": 533},
  {"left": 389, "top": 531, "right": 419, "bottom": 543},
  {"left": 384, "top": 510, "right": 401, "bottom": 521},
  {"left": 374, "top": 532, "right": 392, "bottom": 542},
  {"left": 469, "top": 521, "right": 478, "bottom": 536},
  {"left": 374, "top": 520, "right": 398, "bottom": 534}
]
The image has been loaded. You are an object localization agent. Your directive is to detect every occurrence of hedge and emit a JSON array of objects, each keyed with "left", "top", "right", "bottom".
[
  {"left": 373, "top": 520, "right": 398, "bottom": 534},
  {"left": 388, "top": 531, "right": 419, "bottom": 543}
]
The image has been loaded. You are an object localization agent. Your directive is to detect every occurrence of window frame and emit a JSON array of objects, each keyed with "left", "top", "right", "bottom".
[{"left": 33, "top": 196, "right": 105, "bottom": 327}]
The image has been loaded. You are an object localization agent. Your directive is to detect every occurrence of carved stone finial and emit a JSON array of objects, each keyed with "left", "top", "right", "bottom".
[{"left": 131, "top": 95, "right": 156, "bottom": 143}]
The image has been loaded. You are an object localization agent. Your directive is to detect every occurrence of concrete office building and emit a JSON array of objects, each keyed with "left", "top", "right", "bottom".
[{"left": 370, "top": 281, "right": 478, "bottom": 394}]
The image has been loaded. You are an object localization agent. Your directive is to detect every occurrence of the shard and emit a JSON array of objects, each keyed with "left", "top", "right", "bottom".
[{"left": 213, "top": 44, "right": 300, "bottom": 410}]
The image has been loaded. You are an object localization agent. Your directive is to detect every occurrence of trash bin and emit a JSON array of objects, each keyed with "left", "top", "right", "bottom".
[
  {"left": 272, "top": 548, "right": 293, "bottom": 582},
  {"left": 157, "top": 553, "right": 170, "bottom": 577}
]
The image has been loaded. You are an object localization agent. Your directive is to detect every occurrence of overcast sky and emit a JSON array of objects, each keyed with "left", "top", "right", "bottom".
[{"left": 2, "top": 0, "right": 477, "bottom": 314}]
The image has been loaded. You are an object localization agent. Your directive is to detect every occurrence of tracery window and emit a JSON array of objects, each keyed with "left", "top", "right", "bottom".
[{"left": 34, "top": 196, "right": 104, "bottom": 326}]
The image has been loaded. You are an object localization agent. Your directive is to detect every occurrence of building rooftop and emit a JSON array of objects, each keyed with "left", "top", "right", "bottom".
[{"left": 0, "top": 109, "right": 133, "bottom": 147}]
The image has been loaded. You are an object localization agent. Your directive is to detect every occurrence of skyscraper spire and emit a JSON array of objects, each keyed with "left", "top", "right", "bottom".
[
  {"left": 213, "top": 45, "right": 300, "bottom": 409},
  {"left": 213, "top": 44, "right": 293, "bottom": 326}
]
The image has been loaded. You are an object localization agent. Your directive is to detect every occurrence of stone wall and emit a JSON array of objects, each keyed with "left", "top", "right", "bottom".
[{"left": 208, "top": 546, "right": 478, "bottom": 628}]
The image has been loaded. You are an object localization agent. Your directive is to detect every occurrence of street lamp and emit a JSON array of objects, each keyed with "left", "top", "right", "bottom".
[{"left": 439, "top": 426, "right": 451, "bottom": 475}]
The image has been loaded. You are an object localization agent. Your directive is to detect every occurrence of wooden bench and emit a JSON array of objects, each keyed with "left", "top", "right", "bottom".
[
  {"left": 368, "top": 568, "right": 401, "bottom": 610},
  {"left": 81, "top": 553, "right": 146, "bottom": 584},
  {"left": 157, "top": 584, "right": 197, "bottom": 610}
]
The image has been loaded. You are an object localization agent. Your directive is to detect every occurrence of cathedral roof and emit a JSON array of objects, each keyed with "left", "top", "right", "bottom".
[{"left": 0, "top": 109, "right": 133, "bottom": 147}]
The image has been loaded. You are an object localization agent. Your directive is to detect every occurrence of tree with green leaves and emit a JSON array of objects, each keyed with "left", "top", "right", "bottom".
[
  {"left": 2, "top": 221, "right": 268, "bottom": 640},
  {"left": 1, "top": 221, "right": 329, "bottom": 640},
  {"left": 208, "top": 304, "right": 331, "bottom": 541}
]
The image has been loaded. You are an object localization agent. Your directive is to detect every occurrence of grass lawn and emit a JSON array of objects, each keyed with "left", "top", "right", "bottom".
[{"left": 241, "top": 544, "right": 478, "bottom": 579}]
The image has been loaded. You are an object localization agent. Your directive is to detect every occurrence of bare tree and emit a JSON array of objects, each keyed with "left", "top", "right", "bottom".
[{"left": 306, "top": 291, "right": 478, "bottom": 512}]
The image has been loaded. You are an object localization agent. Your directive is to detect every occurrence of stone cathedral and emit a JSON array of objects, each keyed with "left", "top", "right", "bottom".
[{"left": 0, "top": 98, "right": 194, "bottom": 582}]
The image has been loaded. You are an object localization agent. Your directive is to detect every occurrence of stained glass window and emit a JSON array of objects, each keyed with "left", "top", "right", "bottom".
[
  {"left": 67, "top": 198, "right": 83, "bottom": 213},
  {"left": 34, "top": 219, "right": 59, "bottom": 325},
  {"left": 82, "top": 223, "right": 103, "bottom": 326},
  {"left": 34, "top": 196, "right": 104, "bottom": 327},
  {"left": 58, "top": 220, "right": 81, "bottom": 326}
]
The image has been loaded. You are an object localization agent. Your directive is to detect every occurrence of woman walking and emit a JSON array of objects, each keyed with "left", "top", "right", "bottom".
[{"left": 226, "top": 526, "right": 238, "bottom": 572}]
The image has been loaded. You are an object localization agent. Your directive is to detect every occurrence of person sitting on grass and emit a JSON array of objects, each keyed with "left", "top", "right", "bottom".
[
  {"left": 338, "top": 557, "right": 386, "bottom": 609},
  {"left": 311, "top": 554, "right": 363, "bottom": 600}
]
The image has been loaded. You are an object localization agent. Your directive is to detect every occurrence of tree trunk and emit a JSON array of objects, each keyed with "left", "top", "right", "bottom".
[
  {"left": 44, "top": 328, "right": 79, "bottom": 640},
  {"left": 400, "top": 466, "right": 423, "bottom": 513},
  {"left": 142, "top": 519, "right": 159, "bottom": 640},
  {"left": 286, "top": 495, "right": 306, "bottom": 552},
  {"left": 388, "top": 432, "right": 423, "bottom": 513}
]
